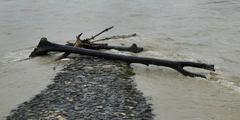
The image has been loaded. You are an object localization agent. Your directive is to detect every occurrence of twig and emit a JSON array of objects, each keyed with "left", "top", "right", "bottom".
[
  {"left": 92, "top": 33, "right": 137, "bottom": 43},
  {"left": 83, "top": 26, "right": 114, "bottom": 42}
]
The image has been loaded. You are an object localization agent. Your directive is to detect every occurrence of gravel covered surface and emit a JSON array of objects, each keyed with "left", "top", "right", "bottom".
[{"left": 7, "top": 56, "right": 153, "bottom": 120}]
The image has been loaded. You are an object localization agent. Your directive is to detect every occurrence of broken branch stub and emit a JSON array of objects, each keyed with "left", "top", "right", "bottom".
[
  {"left": 55, "top": 33, "right": 83, "bottom": 60},
  {"left": 30, "top": 38, "right": 215, "bottom": 78}
]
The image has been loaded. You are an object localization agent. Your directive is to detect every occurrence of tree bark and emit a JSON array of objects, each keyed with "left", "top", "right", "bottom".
[{"left": 30, "top": 37, "right": 215, "bottom": 78}]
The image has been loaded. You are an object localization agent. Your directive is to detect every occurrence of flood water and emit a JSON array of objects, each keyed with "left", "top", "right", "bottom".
[{"left": 0, "top": 0, "right": 240, "bottom": 119}]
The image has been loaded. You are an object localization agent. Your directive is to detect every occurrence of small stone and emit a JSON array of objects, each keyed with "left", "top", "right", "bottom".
[
  {"left": 77, "top": 75, "right": 85, "bottom": 78},
  {"left": 74, "top": 106, "right": 81, "bottom": 110},
  {"left": 130, "top": 114, "right": 135, "bottom": 117},
  {"left": 96, "top": 106, "right": 103, "bottom": 109},
  {"left": 66, "top": 97, "right": 73, "bottom": 102},
  {"left": 120, "top": 113, "right": 126, "bottom": 116},
  {"left": 127, "top": 106, "right": 134, "bottom": 110},
  {"left": 60, "top": 58, "right": 71, "bottom": 61},
  {"left": 64, "top": 81, "right": 71, "bottom": 85},
  {"left": 88, "top": 92, "right": 95, "bottom": 95},
  {"left": 83, "top": 66, "right": 94, "bottom": 70},
  {"left": 102, "top": 65, "right": 114, "bottom": 69},
  {"left": 56, "top": 115, "right": 66, "bottom": 120},
  {"left": 89, "top": 82, "right": 97, "bottom": 85}
]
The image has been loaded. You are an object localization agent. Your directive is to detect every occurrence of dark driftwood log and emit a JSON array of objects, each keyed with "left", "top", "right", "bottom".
[
  {"left": 66, "top": 43, "right": 144, "bottom": 53},
  {"left": 30, "top": 38, "right": 215, "bottom": 78},
  {"left": 56, "top": 41, "right": 143, "bottom": 61}
]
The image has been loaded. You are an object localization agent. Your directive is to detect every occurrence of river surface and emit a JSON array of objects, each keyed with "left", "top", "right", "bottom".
[{"left": 0, "top": 0, "right": 240, "bottom": 119}]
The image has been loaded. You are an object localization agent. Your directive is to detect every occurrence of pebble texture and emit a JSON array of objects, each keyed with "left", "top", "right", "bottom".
[{"left": 7, "top": 56, "right": 153, "bottom": 120}]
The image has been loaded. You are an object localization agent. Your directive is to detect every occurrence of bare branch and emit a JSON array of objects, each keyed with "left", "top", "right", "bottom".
[
  {"left": 83, "top": 26, "right": 114, "bottom": 42},
  {"left": 92, "top": 33, "right": 137, "bottom": 43}
]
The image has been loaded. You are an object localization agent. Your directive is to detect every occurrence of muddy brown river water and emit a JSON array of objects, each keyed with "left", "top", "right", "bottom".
[{"left": 1, "top": 0, "right": 240, "bottom": 119}]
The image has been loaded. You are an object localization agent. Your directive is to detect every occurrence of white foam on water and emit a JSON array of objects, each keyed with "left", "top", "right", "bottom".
[
  {"left": 207, "top": 72, "right": 240, "bottom": 93},
  {"left": 145, "top": 50, "right": 240, "bottom": 94},
  {"left": 216, "top": 80, "right": 240, "bottom": 92}
]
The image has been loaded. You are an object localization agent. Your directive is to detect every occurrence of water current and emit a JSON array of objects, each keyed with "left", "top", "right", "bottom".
[{"left": 0, "top": 0, "right": 240, "bottom": 119}]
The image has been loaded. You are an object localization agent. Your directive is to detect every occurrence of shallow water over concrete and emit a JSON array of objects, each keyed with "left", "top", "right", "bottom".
[
  {"left": 0, "top": 0, "right": 240, "bottom": 119},
  {"left": 133, "top": 65, "right": 240, "bottom": 120}
]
